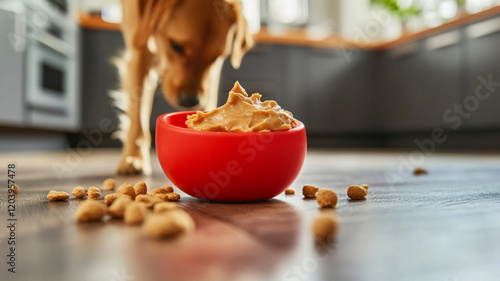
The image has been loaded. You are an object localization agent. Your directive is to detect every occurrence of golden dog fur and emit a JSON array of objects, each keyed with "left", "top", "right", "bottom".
[{"left": 115, "top": 0, "right": 253, "bottom": 175}]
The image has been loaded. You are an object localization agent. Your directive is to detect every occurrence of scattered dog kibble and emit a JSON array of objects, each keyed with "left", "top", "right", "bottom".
[
  {"left": 136, "top": 194, "right": 153, "bottom": 204},
  {"left": 285, "top": 188, "right": 295, "bottom": 195},
  {"left": 12, "top": 184, "right": 19, "bottom": 193},
  {"left": 347, "top": 185, "right": 368, "bottom": 200},
  {"left": 72, "top": 186, "right": 87, "bottom": 199},
  {"left": 312, "top": 213, "right": 339, "bottom": 242},
  {"left": 117, "top": 183, "right": 136, "bottom": 200},
  {"left": 108, "top": 197, "right": 133, "bottom": 218},
  {"left": 105, "top": 193, "right": 117, "bottom": 205},
  {"left": 303, "top": 184, "right": 319, "bottom": 198},
  {"left": 154, "top": 193, "right": 170, "bottom": 201},
  {"left": 150, "top": 188, "right": 169, "bottom": 196},
  {"left": 136, "top": 194, "right": 162, "bottom": 208},
  {"left": 75, "top": 201, "right": 107, "bottom": 222},
  {"left": 361, "top": 184, "right": 370, "bottom": 191},
  {"left": 167, "top": 193, "right": 181, "bottom": 201},
  {"left": 47, "top": 190, "right": 70, "bottom": 201},
  {"left": 134, "top": 181, "right": 148, "bottom": 195},
  {"left": 124, "top": 202, "right": 147, "bottom": 225},
  {"left": 316, "top": 189, "right": 338, "bottom": 208},
  {"left": 161, "top": 186, "right": 174, "bottom": 193},
  {"left": 143, "top": 209, "right": 195, "bottom": 239},
  {"left": 154, "top": 202, "right": 178, "bottom": 213},
  {"left": 103, "top": 178, "right": 116, "bottom": 191},
  {"left": 414, "top": 167, "right": 428, "bottom": 175},
  {"left": 150, "top": 197, "right": 164, "bottom": 206},
  {"left": 87, "top": 187, "right": 101, "bottom": 200}
]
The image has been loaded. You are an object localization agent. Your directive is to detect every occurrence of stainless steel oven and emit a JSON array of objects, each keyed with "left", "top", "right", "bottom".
[
  {"left": 26, "top": 38, "right": 72, "bottom": 113},
  {"left": 25, "top": 0, "right": 75, "bottom": 115}
]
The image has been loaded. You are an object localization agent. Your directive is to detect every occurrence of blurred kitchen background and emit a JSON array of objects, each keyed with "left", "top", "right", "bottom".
[{"left": 1, "top": 0, "right": 500, "bottom": 151}]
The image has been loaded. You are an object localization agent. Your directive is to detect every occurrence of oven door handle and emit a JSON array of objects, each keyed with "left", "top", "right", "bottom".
[{"left": 33, "top": 31, "right": 74, "bottom": 58}]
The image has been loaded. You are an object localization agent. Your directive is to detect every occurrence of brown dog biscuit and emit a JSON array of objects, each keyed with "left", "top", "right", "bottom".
[
  {"left": 72, "top": 186, "right": 87, "bottom": 199},
  {"left": 117, "top": 183, "right": 136, "bottom": 200},
  {"left": 47, "top": 190, "right": 70, "bottom": 201},
  {"left": 75, "top": 201, "right": 107, "bottom": 222},
  {"left": 316, "top": 189, "right": 338, "bottom": 208}
]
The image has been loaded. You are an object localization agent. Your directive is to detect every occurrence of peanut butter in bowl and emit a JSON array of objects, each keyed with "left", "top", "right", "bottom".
[{"left": 186, "top": 82, "right": 298, "bottom": 132}]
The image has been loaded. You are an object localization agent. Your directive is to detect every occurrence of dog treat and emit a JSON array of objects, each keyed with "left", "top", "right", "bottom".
[
  {"left": 103, "top": 178, "right": 116, "bottom": 191},
  {"left": 414, "top": 167, "right": 428, "bottom": 175},
  {"left": 136, "top": 194, "right": 153, "bottom": 204},
  {"left": 134, "top": 181, "right": 148, "bottom": 195},
  {"left": 143, "top": 209, "right": 195, "bottom": 239},
  {"left": 303, "top": 184, "right": 319, "bottom": 198},
  {"left": 72, "top": 186, "right": 87, "bottom": 199},
  {"left": 312, "top": 213, "right": 339, "bottom": 241},
  {"left": 316, "top": 189, "right": 338, "bottom": 208},
  {"left": 75, "top": 201, "right": 107, "bottom": 222},
  {"left": 186, "top": 82, "right": 297, "bottom": 132},
  {"left": 167, "top": 192, "right": 180, "bottom": 201},
  {"left": 361, "top": 184, "right": 370, "bottom": 191},
  {"left": 285, "top": 188, "right": 295, "bottom": 195},
  {"left": 136, "top": 194, "right": 162, "bottom": 208},
  {"left": 117, "top": 183, "right": 136, "bottom": 200},
  {"left": 119, "top": 194, "right": 133, "bottom": 200},
  {"left": 150, "top": 197, "right": 164, "bottom": 207},
  {"left": 12, "top": 184, "right": 19, "bottom": 193},
  {"left": 154, "top": 193, "right": 170, "bottom": 201},
  {"left": 87, "top": 187, "right": 101, "bottom": 200},
  {"left": 108, "top": 197, "right": 133, "bottom": 218},
  {"left": 47, "top": 190, "right": 70, "bottom": 201},
  {"left": 105, "top": 193, "right": 118, "bottom": 205},
  {"left": 161, "top": 185, "right": 174, "bottom": 193},
  {"left": 124, "top": 202, "right": 147, "bottom": 225},
  {"left": 154, "top": 202, "right": 178, "bottom": 213},
  {"left": 150, "top": 188, "right": 169, "bottom": 196},
  {"left": 105, "top": 194, "right": 131, "bottom": 205},
  {"left": 347, "top": 185, "right": 368, "bottom": 200}
]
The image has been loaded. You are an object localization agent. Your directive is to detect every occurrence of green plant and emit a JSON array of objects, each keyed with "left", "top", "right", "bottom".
[{"left": 370, "top": 0, "right": 420, "bottom": 20}]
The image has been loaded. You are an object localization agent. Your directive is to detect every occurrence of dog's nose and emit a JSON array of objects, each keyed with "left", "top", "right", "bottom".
[{"left": 178, "top": 94, "right": 200, "bottom": 108}]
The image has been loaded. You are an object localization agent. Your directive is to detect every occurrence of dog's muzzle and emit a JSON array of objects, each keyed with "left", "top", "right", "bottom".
[{"left": 179, "top": 94, "right": 200, "bottom": 108}]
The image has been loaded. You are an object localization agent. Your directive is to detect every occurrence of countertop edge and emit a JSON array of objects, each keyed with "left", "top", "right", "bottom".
[{"left": 78, "top": 6, "right": 500, "bottom": 51}]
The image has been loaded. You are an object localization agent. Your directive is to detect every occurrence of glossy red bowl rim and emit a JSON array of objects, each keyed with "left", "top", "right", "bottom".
[{"left": 157, "top": 111, "right": 305, "bottom": 136}]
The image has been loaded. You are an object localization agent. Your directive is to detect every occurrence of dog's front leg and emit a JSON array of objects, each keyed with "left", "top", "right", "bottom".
[{"left": 116, "top": 49, "right": 156, "bottom": 175}]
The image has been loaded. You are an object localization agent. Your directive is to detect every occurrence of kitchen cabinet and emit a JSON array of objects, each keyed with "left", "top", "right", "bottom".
[
  {"left": 379, "top": 30, "right": 463, "bottom": 132},
  {"left": 304, "top": 48, "right": 374, "bottom": 134},
  {"left": 0, "top": 8, "right": 24, "bottom": 126},
  {"left": 81, "top": 29, "right": 124, "bottom": 131},
  {"left": 464, "top": 15, "right": 500, "bottom": 129}
]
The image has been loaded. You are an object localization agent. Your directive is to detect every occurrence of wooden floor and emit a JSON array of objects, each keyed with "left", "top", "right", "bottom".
[{"left": 1, "top": 148, "right": 500, "bottom": 281}]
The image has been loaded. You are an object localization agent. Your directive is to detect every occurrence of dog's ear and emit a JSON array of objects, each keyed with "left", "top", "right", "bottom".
[
  {"left": 120, "top": 0, "right": 179, "bottom": 49},
  {"left": 229, "top": 1, "right": 254, "bottom": 69}
]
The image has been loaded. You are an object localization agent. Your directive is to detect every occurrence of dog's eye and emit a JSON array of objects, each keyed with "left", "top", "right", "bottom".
[{"left": 170, "top": 39, "right": 184, "bottom": 56}]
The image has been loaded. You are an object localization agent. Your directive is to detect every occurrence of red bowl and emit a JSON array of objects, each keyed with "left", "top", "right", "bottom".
[{"left": 155, "top": 111, "right": 307, "bottom": 202}]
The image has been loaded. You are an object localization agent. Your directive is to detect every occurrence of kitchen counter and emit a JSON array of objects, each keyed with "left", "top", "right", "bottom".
[
  {"left": 2, "top": 148, "right": 500, "bottom": 281},
  {"left": 78, "top": 5, "right": 500, "bottom": 50}
]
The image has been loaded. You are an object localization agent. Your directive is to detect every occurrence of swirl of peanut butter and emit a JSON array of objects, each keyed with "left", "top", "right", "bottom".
[{"left": 186, "top": 82, "right": 297, "bottom": 132}]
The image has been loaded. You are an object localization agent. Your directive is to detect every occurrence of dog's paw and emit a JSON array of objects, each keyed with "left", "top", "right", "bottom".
[{"left": 116, "top": 156, "right": 150, "bottom": 175}]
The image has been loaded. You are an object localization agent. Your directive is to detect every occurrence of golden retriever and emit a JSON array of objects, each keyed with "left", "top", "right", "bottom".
[{"left": 115, "top": 0, "right": 253, "bottom": 175}]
